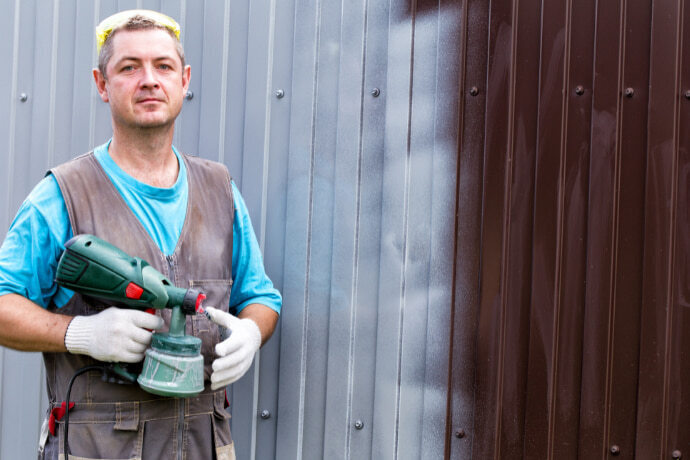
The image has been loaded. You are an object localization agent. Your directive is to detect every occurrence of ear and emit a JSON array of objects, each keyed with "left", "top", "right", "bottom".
[
  {"left": 93, "top": 68, "right": 109, "bottom": 103},
  {"left": 181, "top": 65, "right": 191, "bottom": 94}
]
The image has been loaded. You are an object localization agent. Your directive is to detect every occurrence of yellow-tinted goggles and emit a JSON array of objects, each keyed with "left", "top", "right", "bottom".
[{"left": 96, "top": 9, "right": 180, "bottom": 53}]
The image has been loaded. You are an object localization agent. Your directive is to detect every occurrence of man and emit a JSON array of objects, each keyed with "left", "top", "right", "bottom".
[{"left": 0, "top": 10, "right": 280, "bottom": 460}]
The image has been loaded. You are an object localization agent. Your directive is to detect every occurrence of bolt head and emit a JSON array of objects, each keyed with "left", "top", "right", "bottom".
[
  {"left": 185, "top": 90, "right": 194, "bottom": 100},
  {"left": 685, "top": 90, "right": 690, "bottom": 100},
  {"left": 275, "top": 89, "right": 285, "bottom": 99},
  {"left": 19, "top": 93, "right": 28, "bottom": 102},
  {"left": 610, "top": 445, "right": 620, "bottom": 455},
  {"left": 260, "top": 410, "right": 271, "bottom": 419},
  {"left": 455, "top": 429, "right": 466, "bottom": 439},
  {"left": 354, "top": 420, "right": 364, "bottom": 430},
  {"left": 673, "top": 450, "right": 682, "bottom": 459},
  {"left": 575, "top": 85, "right": 585, "bottom": 96},
  {"left": 624, "top": 87, "right": 634, "bottom": 98},
  {"left": 371, "top": 88, "right": 381, "bottom": 97},
  {"left": 469, "top": 86, "right": 479, "bottom": 96}
]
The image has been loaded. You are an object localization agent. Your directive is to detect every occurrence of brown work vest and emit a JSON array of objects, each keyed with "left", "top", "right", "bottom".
[{"left": 42, "top": 152, "right": 236, "bottom": 460}]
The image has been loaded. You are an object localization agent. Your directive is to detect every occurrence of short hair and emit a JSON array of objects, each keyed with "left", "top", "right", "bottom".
[{"left": 97, "top": 15, "right": 186, "bottom": 78}]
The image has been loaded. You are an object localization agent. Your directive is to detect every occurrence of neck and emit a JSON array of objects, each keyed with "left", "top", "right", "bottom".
[{"left": 108, "top": 127, "right": 179, "bottom": 187}]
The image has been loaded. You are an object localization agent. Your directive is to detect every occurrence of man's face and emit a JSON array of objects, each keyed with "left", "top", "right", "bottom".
[{"left": 94, "top": 28, "right": 190, "bottom": 130}]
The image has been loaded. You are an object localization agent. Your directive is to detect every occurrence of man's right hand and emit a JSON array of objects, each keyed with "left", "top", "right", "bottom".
[{"left": 64, "top": 307, "right": 164, "bottom": 362}]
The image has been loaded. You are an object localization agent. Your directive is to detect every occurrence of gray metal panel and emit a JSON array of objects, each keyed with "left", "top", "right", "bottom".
[
  {"left": 322, "top": 0, "right": 368, "bottom": 458},
  {"left": 1, "top": 0, "right": 463, "bottom": 459},
  {"left": 371, "top": 0, "right": 414, "bottom": 457},
  {"left": 274, "top": 0, "right": 320, "bottom": 456},
  {"left": 253, "top": 0, "right": 295, "bottom": 457}
]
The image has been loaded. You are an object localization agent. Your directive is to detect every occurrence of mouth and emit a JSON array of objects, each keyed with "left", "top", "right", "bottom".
[{"left": 136, "top": 97, "right": 163, "bottom": 104}]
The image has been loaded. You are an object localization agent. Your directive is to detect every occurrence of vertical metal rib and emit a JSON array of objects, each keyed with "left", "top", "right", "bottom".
[
  {"left": 259, "top": 0, "right": 279, "bottom": 250},
  {"left": 345, "top": 0, "right": 369, "bottom": 457},
  {"left": 494, "top": 1, "right": 520, "bottom": 457},
  {"left": 6, "top": 0, "right": 20, "bottom": 226},
  {"left": 47, "top": 0, "right": 60, "bottom": 168},
  {"left": 393, "top": 0, "right": 417, "bottom": 457},
  {"left": 546, "top": 0, "right": 574, "bottom": 457},
  {"left": 603, "top": 0, "right": 628, "bottom": 453},
  {"left": 445, "top": 0, "right": 471, "bottom": 456},
  {"left": 660, "top": 0, "right": 683, "bottom": 454},
  {"left": 217, "top": 0, "right": 232, "bottom": 164},
  {"left": 88, "top": 1, "right": 100, "bottom": 148},
  {"left": 173, "top": 0, "right": 186, "bottom": 147},
  {"left": 249, "top": 2, "right": 280, "bottom": 457},
  {"left": 295, "top": 0, "right": 324, "bottom": 457},
  {"left": 1, "top": 0, "right": 21, "bottom": 445}
]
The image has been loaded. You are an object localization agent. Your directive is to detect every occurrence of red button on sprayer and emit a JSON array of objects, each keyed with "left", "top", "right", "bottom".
[{"left": 125, "top": 282, "right": 144, "bottom": 299}]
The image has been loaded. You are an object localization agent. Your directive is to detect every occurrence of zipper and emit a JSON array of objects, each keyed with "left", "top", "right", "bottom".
[
  {"left": 177, "top": 399, "right": 185, "bottom": 460},
  {"left": 166, "top": 255, "right": 185, "bottom": 460}
]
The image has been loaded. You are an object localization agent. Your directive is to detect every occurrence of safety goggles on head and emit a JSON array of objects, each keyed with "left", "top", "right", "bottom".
[{"left": 96, "top": 9, "right": 181, "bottom": 53}]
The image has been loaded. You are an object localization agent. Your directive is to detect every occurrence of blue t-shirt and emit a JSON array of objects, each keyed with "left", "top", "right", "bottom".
[{"left": 0, "top": 141, "right": 281, "bottom": 315}]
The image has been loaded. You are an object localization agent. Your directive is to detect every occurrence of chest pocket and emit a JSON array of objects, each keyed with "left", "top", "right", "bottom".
[{"left": 188, "top": 279, "right": 233, "bottom": 380}]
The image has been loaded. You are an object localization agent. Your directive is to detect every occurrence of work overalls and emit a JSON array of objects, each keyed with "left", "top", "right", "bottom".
[{"left": 40, "top": 152, "right": 236, "bottom": 460}]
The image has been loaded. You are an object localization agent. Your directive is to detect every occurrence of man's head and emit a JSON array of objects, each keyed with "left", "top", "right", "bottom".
[
  {"left": 92, "top": 10, "right": 191, "bottom": 132},
  {"left": 97, "top": 10, "right": 185, "bottom": 79}
]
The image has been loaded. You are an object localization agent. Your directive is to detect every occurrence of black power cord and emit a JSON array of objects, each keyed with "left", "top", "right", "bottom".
[{"left": 62, "top": 365, "right": 106, "bottom": 458}]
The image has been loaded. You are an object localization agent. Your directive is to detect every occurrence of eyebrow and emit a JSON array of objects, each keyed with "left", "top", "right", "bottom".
[{"left": 115, "top": 55, "right": 177, "bottom": 64}]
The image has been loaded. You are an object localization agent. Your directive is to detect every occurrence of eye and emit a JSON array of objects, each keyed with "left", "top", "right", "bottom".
[
  {"left": 158, "top": 64, "right": 172, "bottom": 70},
  {"left": 121, "top": 65, "right": 135, "bottom": 72}
]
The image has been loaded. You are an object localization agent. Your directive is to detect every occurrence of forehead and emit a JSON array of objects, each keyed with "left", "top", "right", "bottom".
[{"left": 108, "top": 28, "right": 180, "bottom": 62}]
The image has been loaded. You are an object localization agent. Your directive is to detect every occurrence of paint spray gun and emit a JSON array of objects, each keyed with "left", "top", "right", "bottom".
[{"left": 55, "top": 234, "right": 206, "bottom": 397}]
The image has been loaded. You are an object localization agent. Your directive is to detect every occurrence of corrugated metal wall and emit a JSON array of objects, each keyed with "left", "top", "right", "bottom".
[
  {"left": 447, "top": 0, "right": 690, "bottom": 459},
  {"left": 5, "top": 0, "right": 689, "bottom": 459},
  {"left": 0, "top": 0, "right": 460, "bottom": 458}
]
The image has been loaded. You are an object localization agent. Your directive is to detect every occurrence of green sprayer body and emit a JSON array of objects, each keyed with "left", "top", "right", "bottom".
[{"left": 56, "top": 234, "right": 205, "bottom": 397}]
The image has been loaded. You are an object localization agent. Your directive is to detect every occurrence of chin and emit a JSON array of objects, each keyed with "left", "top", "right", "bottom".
[{"left": 132, "top": 116, "right": 175, "bottom": 129}]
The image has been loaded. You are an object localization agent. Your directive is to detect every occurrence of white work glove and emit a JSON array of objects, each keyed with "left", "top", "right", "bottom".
[
  {"left": 64, "top": 307, "right": 164, "bottom": 363},
  {"left": 205, "top": 307, "right": 262, "bottom": 390}
]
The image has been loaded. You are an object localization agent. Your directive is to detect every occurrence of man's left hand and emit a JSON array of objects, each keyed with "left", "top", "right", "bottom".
[{"left": 204, "top": 306, "right": 261, "bottom": 389}]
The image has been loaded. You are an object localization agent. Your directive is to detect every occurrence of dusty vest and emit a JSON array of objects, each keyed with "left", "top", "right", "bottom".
[{"left": 42, "top": 152, "right": 235, "bottom": 460}]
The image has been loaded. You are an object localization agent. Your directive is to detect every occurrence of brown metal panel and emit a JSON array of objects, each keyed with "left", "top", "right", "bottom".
[
  {"left": 604, "top": 2, "right": 651, "bottom": 459},
  {"left": 472, "top": 0, "right": 523, "bottom": 458},
  {"left": 578, "top": 0, "right": 627, "bottom": 457},
  {"left": 450, "top": 0, "right": 685, "bottom": 458},
  {"left": 523, "top": 0, "right": 579, "bottom": 458},
  {"left": 447, "top": 0, "right": 488, "bottom": 457},
  {"left": 636, "top": 0, "right": 682, "bottom": 457},
  {"left": 548, "top": 0, "right": 596, "bottom": 457},
  {"left": 499, "top": 0, "right": 541, "bottom": 457},
  {"left": 666, "top": 2, "right": 690, "bottom": 455},
  {"left": 470, "top": 0, "right": 543, "bottom": 457}
]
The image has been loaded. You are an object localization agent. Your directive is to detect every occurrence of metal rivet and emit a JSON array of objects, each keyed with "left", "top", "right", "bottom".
[
  {"left": 624, "top": 87, "right": 634, "bottom": 98},
  {"left": 19, "top": 93, "right": 28, "bottom": 102},
  {"left": 455, "top": 429, "right": 466, "bottom": 439},
  {"left": 371, "top": 88, "right": 380, "bottom": 97},
  {"left": 185, "top": 90, "right": 193, "bottom": 100},
  {"left": 610, "top": 445, "right": 620, "bottom": 455},
  {"left": 684, "top": 90, "right": 690, "bottom": 100},
  {"left": 469, "top": 86, "right": 479, "bottom": 96},
  {"left": 575, "top": 85, "right": 585, "bottom": 96},
  {"left": 275, "top": 89, "right": 285, "bottom": 99},
  {"left": 260, "top": 410, "right": 271, "bottom": 419},
  {"left": 354, "top": 420, "right": 364, "bottom": 430},
  {"left": 673, "top": 450, "right": 682, "bottom": 459}
]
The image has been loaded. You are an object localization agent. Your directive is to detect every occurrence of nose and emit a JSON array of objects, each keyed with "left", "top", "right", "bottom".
[{"left": 139, "top": 64, "right": 160, "bottom": 89}]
